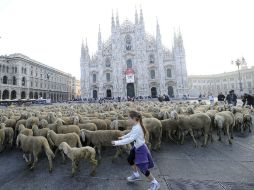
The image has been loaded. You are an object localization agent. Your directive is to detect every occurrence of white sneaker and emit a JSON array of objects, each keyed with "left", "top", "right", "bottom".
[
  {"left": 126, "top": 174, "right": 141, "bottom": 182},
  {"left": 148, "top": 182, "right": 160, "bottom": 190}
]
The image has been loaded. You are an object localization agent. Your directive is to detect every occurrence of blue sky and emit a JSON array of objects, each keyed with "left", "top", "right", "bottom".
[{"left": 0, "top": 0, "right": 253, "bottom": 79}]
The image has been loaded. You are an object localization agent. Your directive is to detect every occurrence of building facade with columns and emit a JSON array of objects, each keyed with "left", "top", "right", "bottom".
[
  {"left": 80, "top": 9, "right": 188, "bottom": 99},
  {"left": 188, "top": 65, "right": 254, "bottom": 97},
  {"left": 0, "top": 53, "right": 75, "bottom": 101}
]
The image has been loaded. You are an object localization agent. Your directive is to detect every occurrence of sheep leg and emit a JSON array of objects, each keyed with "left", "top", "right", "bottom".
[
  {"left": 248, "top": 122, "right": 252, "bottom": 133},
  {"left": 30, "top": 154, "right": 38, "bottom": 170},
  {"left": 189, "top": 129, "right": 198, "bottom": 148},
  {"left": 202, "top": 133, "right": 208, "bottom": 147},
  {"left": 76, "top": 160, "right": 81, "bottom": 172},
  {"left": 218, "top": 128, "right": 222, "bottom": 141},
  {"left": 240, "top": 124, "right": 244, "bottom": 134},
  {"left": 180, "top": 130, "right": 185, "bottom": 145},
  {"left": 226, "top": 125, "right": 232, "bottom": 145},
  {"left": 46, "top": 153, "right": 53, "bottom": 173},
  {"left": 168, "top": 130, "right": 177, "bottom": 144},
  {"left": 71, "top": 161, "right": 76, "bottom": 177},
  {"left": 60, "top": 150, "right": 66, "bottom": 164},
  {"left": 96, "top": 145, "right": 102, "bottom": 162},
  {"left": 230, "top": 125, "right": 234, "bottom": 139}
]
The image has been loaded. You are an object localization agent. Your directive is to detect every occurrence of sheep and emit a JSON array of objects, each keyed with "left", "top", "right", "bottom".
[
  {"left": 0, "top": 128, "right": 5, "bottom": 152},
  {"left": 160, "top": 118, "right": 179, "bottom": 143},
  {"left": 18, "top": 124, "right": 33, "bottom": 136},
  {"left": 143, "top": 118, "right": 162, "bottom": 150},
  {"left": 47, "top": 130, "right": 82, "bottom": 163},
  {"left": 234, "top": 112, "right": 244, "bottom": 134},
  {"left": 214, "top": 111, "right": 235, "bottom": 144},
  {"left": 170, "top": 111, "right": 211, "bottom": 147},
  {"left": 0, "top": 123, "right": 14, "bottom": 147},
  {"left": 2, "top": 116, "right": 16, "bottom": 130},
  {"left": 25, "top": 117, "right": 39, "bottom": 129},
  {"left": 58, "top": 142, "right": 97, "bottom": 177},
  {"left": 110, "top": 120, "right": 131, "bottom": 131},
  {"left": 80, "top": 129, "right": 130, "bottom": 161},
  {"left": 55, "top": 119, "right": 80, "bottom": 135},
  {"left": 78, "top": 123, "right": 97, "bottom": 131},
  {"left": 38, "top": 119, "right": 48, "bottom": 128},
  {"left": 89, "top": 119, "right": 108, "bottom": 130},
  {"left": 47, "top": 112, "right": 57, "bottom": 124},
  {"left": 16, "top": 134, "right": 55, "bottom": 172},
  {"left": 32, "top": 125, "right": 50, "bottom": 138}
]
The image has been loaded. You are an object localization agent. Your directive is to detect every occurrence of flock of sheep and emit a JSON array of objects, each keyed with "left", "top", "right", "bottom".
[{"left": 0, "top": 100, "right": 253, "bottom": 177}]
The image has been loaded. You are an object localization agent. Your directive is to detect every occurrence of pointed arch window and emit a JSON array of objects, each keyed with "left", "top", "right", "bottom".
[
  {"left": 105, "top": 58, "right": 111, "bottom": 67},
  {"left": 125, "top": 35, "right": 132, "bottom": 51},
  {"left": 167, "top": 69, "right": 172, "bottom": 78},
  {"left": 127, "top": 59, "right": 132, "bottom": 68},
  {"left": 149, "top": 54, "right": 155, "bottom": 64},
  {"left": 150, "top": 70, "right": 155, "bottom": 79},
  {"left": 93, "top": 74, "right": 96, "bottom": 83}
]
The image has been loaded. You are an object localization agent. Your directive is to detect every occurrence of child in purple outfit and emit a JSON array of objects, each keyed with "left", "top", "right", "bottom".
[{"left": 112, "top": 110, "right": 160, "bottom": 190}]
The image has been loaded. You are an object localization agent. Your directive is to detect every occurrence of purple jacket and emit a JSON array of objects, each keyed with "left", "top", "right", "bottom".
[{"left": 133, "top": 144, "right": 154, "bottom": 169}]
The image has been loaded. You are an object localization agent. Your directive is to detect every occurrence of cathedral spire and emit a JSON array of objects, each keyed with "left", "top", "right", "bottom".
[
  {"left": 139, "top": 7, "right": 144, "bottom": 24},
  {"left": 156, "top": 18, "right": 162, "bottom": 48},
  {"left": 98, "top": 25, "right": 102, "bottom": 50},
  {"left": 111, "top": 10, "right": 115, "bottom": 31},
  {"left": 135, "top": 7, "right": 138, "bottom": 24},
  {"left": 116, "top": 9, "right": 120, "bottom": 27},
  {"left": 156, "top": 18, "right": 161, "bottom": 38},
  {"left": 81, "top": 39, "right": 86, "bottom": 59}
]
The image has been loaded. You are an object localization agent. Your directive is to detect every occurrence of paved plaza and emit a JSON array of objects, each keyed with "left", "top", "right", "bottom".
[{"left": 1, "top": 127, "right": 254, "bottom": 190}]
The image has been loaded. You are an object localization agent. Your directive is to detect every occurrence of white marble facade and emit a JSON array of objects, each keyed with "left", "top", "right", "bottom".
[{"left": 80, "top": 9, "right": 188, "bottom": 99}]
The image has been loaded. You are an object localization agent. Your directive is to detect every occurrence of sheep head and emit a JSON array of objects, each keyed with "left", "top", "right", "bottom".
[
  {"left": 0, "top": 123, "right": 6, "bottom": 129},
  {"left": 170, "top": 111, "right": 179, "bottom": 120}
]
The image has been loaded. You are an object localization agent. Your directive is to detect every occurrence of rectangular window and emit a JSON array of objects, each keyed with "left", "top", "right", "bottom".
[
  {"left": 93, "top": 74, "right": 96, "bottom": 82},
  {"left": 167, "top": 69, "right": 172, "bottom": 78},
  {"left": 150, "top": 70, "right": 155, "bottom": 79},
  {"left": 106, "top": 73, "right": 110, "bottom": 82}
]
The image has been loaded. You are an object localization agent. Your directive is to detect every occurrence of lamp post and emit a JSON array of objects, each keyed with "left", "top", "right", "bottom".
[
  {"left": 231, "top": 57, "right": 246, "bottom": 92},
  {"left": 47, "top": 73, "right": 51, "bottom": 99}
]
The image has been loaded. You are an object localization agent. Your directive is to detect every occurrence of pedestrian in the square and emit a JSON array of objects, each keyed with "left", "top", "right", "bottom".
[
  {"left": 209, "top": 93, "right": 214, "bottom": 109},
  {"left": 226, "top": 90, "right": 237, "bottom": 106},
  {"left": 112, "top": 110, "right": 160, "bottom": 190},
  {"left": 217, "top": 92, "right": 225, "bottom": 107}
]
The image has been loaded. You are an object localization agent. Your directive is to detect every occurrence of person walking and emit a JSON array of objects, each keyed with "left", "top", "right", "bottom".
[
  {"left": 112, "top": 110, "right": 160, "bottom": 190},
  {"left": 209, "top": 94, "right": 214, "bottom": 109},
  {"left": 226, "top": 90, "right": 237, "bottom": 106},
  {"left": 217, "top": 92, "right": 225, "bottom": 107}
]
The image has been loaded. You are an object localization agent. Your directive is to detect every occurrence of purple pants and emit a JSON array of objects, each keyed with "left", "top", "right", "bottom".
[{"left": 127, "top": 144, "right": 154, "bottom": 176}]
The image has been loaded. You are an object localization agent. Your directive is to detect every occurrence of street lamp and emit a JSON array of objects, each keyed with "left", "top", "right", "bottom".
[
  {"left": 47, "top": 73, "right": 51, "bottom": 99},
  {"left": 231, "top": 57, "right": 246, "bottom": 92}
]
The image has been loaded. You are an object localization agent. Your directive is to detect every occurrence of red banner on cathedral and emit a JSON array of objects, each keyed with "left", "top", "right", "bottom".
[{"left": 125, "top": 68, "right": 134, "bottom": 75}]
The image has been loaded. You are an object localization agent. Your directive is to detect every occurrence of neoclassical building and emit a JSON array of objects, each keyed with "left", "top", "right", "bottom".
[
  {"left": 0, "top": 53, "right": 76, "bottom": 101},
  {"left": 80, "top": 9, "right": 188, "bottom": 99},
  {"left": 188, "top": 64, "right": 254, "bottom": 97}
]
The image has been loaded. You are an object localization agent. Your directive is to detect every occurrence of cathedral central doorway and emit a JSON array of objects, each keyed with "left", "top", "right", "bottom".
[
  {"left": 151, "top": 87, "right": 157, "bottom": 98},
  {"left": 168, "top": 86, "right": 174, "bottom": 97},
  {"left": 127, "top": 83, "right": 135, "bottom": 98},
  {"left": 93, "top": 90, "right": 98, "bottom": 99},
  {"left": 106, "top": 89, "right": 112, "bottom": 98}
]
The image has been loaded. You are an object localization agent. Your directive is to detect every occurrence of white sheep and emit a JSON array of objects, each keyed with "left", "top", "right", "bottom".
[
  {"left": 58, "top": 142, "right": 97, "bottom": 176},
  {"left": 16, "top": 134, "right": 55, "bottom": 172}
]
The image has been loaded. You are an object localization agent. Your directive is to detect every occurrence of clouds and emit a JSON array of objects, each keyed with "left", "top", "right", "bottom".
[{"left": 0, "top": 0, "right": 253, "bottom": 79}]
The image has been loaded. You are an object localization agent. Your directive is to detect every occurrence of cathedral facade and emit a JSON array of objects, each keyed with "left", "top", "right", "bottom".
[{"left": 80, "top": 9, "right": 188, "bottom": 99}]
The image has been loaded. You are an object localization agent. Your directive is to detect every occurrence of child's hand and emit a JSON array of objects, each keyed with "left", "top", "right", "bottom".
[{"left": 118, "top": 136, "right": 122, "bottom": 140}]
